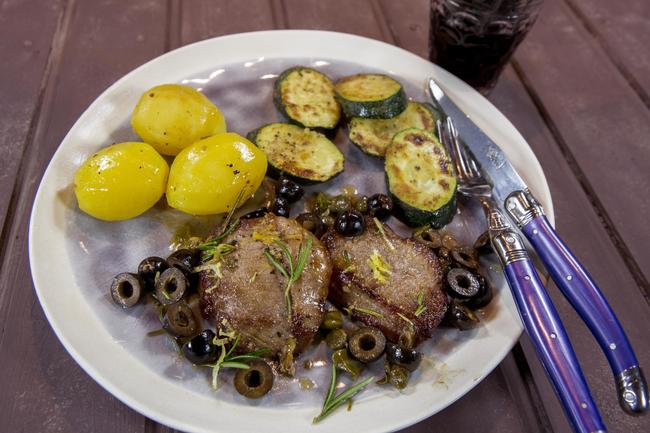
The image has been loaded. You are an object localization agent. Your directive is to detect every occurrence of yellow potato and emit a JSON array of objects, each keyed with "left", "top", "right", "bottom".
[
  {"left": 131, "top": 84, "right": 227, "bottom": 155},
  {"left": 167, "top": 133, "right": 267, "bottom": 215},
  {"left": 74, "top": 142, "right": 169, "bottom": 221}
]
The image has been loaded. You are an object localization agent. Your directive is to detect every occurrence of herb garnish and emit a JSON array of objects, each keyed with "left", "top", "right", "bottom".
[
  {"left": 397, "top": 312, "right": 414, "bottom": 327},
  {"left": 373, "top": 217, "right": 395, "bottom": 250},
  {"left": 313, "top": 364, "right": 374, "bottom": 423},
  {"left": 415, "top": 290, "right": 426, "bottom": 316},
  {"left": 344, "top": 306, "right": 384, "bottom": 318},
  {"left": 341, "top": 250, "right": 356, "bottom": 273},
  {"left": 198, "top": 189, "right": 245, "bottom": 261},
  {"left": 368, "top": 249, "right": 392, "bottom": 283},
  {"left": 264, "top": 238, "right": 313, "bottom": 319}
]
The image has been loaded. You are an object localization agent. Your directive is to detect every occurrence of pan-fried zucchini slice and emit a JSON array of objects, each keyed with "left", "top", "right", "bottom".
[
  {"left": 247, "top": 123, "right": 344, "bottom": 183},
  {"left": 273, "top": 67, "right": 341, "bottom": 130},
  {"left": 385, "top": 128, "right": 457, "bottom": 227},
  {"left": 335, "top": 74, "right": 407, "bottom": 119},
  {"left": 348, "top": 102, "right": 441, "bottom": 157}
]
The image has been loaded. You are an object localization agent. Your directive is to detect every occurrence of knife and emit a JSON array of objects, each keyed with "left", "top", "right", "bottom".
[{"left": 428, "top": 78, "right": 648, "bottom": 416}]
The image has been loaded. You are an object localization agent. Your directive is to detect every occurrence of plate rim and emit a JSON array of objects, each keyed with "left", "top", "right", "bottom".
[{"left": 29, "top": 29, "right": 553, "bottom": 433}]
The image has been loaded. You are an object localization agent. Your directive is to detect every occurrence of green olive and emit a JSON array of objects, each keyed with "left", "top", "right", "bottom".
[
  {"left": 332, "top": 349, "right": 364, "bottom": 380},
  {"left": 325, "top": 328, "right": 348, "bottom": 350},
  {"left": 348, "top": 327, "right": 386, "bottom": 363},
  {"left": 321, "top": 310, "right": 344, "bottom": 330},
  {"left": 233, "top": 360, "right": 274, "bottom": 399}
]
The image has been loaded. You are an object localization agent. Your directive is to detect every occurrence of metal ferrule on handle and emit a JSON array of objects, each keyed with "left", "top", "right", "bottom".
[
  {"left": 505, "top": 189, "right": 649, "bottom": 415},
  {"left": 487, "top": 205, "right": 606, "bottom": 433}
]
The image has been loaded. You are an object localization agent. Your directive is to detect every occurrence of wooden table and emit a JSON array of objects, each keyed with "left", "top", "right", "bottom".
[{"left": 1, "top": 0, "right": 649, "bottom": 432}]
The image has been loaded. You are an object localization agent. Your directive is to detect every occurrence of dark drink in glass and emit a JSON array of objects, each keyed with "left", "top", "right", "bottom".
[{"left": 429, "top": 0, "right": 543, "bottom": 95}]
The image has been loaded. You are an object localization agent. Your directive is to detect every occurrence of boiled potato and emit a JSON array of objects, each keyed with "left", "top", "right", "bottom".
[
  {"left": 131, "top": 84, "right": 227, "bottom": 156},
  {"left": 74, "top": 142, "right": 169, "bottom": 221},
  {"left": 167, "top": 133, "right": 267, "bottom": 215}
]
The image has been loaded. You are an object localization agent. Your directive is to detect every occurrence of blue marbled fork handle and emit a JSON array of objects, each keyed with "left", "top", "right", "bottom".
[
  {"left": 494, "top": 229, "right": 607, "bottom": 433},
  {"left": 505, "top": 190, "right": 649, "bottom": 415}
]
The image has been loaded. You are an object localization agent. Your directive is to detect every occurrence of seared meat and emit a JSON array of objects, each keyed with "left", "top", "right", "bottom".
[
  {"left": 322, "top": 218, "right": 447, "bottom": 347},
  {"left": 199, "top": 214, "right": 331, "bottom": 373}
]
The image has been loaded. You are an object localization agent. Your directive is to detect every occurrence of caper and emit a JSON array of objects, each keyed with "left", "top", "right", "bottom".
[
  {"left": 452, "top": 246, "right": 479, "bottom": 269},
  {"left": 348, "top": 327, "right": 386, "bottom": 363},
  {"left": 325, "top": 328, "right": 348, "bottom": 350},
  {"left": 385, "top": 343, "right": 422, "bottom": 372},
  {"left": 233, "top": 360, "right": 274, "bottom": 399},
  {"left": 332, "top": 349, "right": 364, "bottom": 379},
  {"left": 385, "top": 362, "right": 410, "bottom": 390},
  {"left": 321, "top": 310, "right": 344, "bottom": 330},
  {"left": 296, "top": 212, "right": 326, "bottom": 237},
  {"left": 353, "top": 195, "right": 369, "bottom": 214},
  {"left": 329, "top": 195, "right": 351, "bottom": 215},
  {"left": 155, "top": 267, "right": 188, "bottom": 305},
  {"left": 321, "top": 214, "right": 335, "bottom": 228},
  {"left": 311, "top": 192, "right": 330, "bottom": 215},
  {"left": 163, "top": 301, "right": 199, "bottom": 337},
  {"left": 110, "top": 272, "right": 143, "bottom": 308}
]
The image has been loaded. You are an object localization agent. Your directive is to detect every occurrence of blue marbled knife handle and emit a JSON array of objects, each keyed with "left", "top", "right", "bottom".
[
  {"left": 494, "top": 229, "right": 606, "bottom": 433},
  {"left": 505, "top": 190, "right": 648, "bottom": 415}
]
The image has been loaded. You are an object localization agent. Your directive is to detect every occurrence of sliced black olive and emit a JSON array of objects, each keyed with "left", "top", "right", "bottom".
[
  {"left": 325, "top": 328, "right": 348, "bottom": 350},
  {"left": 380, "top": 361, "right": 410, "bottom": 390},
  {"left": 163, "top": 301, "right": 199, "bottom": 337},
  {"left": 367, "top": 194, "right": 393, "bottom": 220},
  {"left": 321, "top": 310, "right": 344, "bottom": 330},
  {"left": 474, "top": 230, "right": 493, "bottom": 255},
  {"left": 296, "top": 212, "right": 326, "bottom": 237},
  {"left": 332, "top": 349, "right": 364, "bottom": 379},
  {"left": 444, "top": 300, "right": 480, "bottom": 330},
  {"left": 137, "top": 257, "right": 168, "bottom": 291},
  {"left": 167, "top": 248, "right": 200, "bottom": 275},
  {"left": 110, "top": 272, "right": 143, "bottom": 308},
  {"left": 276, "top": 177, "right": 304, "bottom": 203},
  {"left": 182, "top": 329, "right": 218, "bottom": 364},
  {"left": 270, "top": 196, "right": 290, "bottom": 217},
  {"left": 241, "top": 207, "right": 268, "bottom": 219},
  {"left": 452, "top": 246, "right": 479, "bottom": 269},
  {"left": 329, "top": 195, "right": 352, "bottom": 215},
  {"left": 446, "top": 267, "right": 481, "bottom": 299},
  {"left": 348, "top": 327, "right": 386, "bottom": 363},
  {"left": 414, "top": 226, "right": 443, "bottom": 249},
  {"left": 353, "top": 195, "right": 369, "bottom": 214},
  {"left": 385, "top": 343, "right": 422, "bottom": 372},
  {"left": 234, "top": 360, "right": 274, "bottom": 399},
  {"left": 464, "top": 273, "right": 494, "bottom": 310},
  {"left": 334, "top": 210, "right": 365, "bottom": 237},
  {"left": 155, "top": 267, "right": 188, "bottom": 305}
]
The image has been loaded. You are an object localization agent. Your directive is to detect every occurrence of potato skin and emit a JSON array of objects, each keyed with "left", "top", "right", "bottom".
[
  {"left": 166, "top": 133, "right": 267, "bottom": 215},
  {"left": 131, "top": 84, "right": 227, "bottom": 155},
  {"left": 74, "top": 142, "right": 169, "bottom": 221}
]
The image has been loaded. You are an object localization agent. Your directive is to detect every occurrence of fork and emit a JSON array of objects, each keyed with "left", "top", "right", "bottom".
[{"left": 440, "top": 117, "right": 607, "bottom": 433}]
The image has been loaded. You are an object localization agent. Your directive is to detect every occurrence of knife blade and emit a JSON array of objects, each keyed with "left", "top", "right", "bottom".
[{"left": 428, "top": 78, "right": 648, "bottom": 416}]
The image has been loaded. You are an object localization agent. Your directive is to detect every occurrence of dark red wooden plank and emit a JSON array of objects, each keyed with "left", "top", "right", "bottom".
[
  {"left": 513, "top": 0, "right": 650, "bottom": 293},
  {"left": 565, "top": 0, "right": 650, "bottom": 106},
  {"left": 0, "top": 1, "right": 169, "bottom": 432},
  {"left": 0, "top": 0, "right": 65, "bottom": 238}
]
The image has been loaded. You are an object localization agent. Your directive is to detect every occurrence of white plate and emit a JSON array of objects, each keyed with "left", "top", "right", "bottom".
[{"left": 29, "top": 31, "right": 553, "bottom": 433}]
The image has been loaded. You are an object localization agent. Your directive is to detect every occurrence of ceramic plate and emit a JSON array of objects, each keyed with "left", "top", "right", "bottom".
[{"left": 29, "top": 30, "right": 553, "bottom": 433}]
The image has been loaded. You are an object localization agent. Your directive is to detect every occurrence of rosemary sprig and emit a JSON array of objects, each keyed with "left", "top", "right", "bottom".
[
  {"left": 313, "top": 364, "right": 374, "bottom": 423},
  {"left": 197, "top": 189, "right": 246, "bottom": 261},
  {"left": 201, "top": 330, "right": 271, "bottom": 389},
  {"left": 341, "top": 250, "right": 355, "bottom": 273},
  {"left": 264, "top": 238, "right": 313, "bottom": 318},
  {"left": 344, "top": 306, "right": 384, "bottom": 318},
  {"left": 397, "top": 312, "right": 414, "bottom": 327},
  {"left": 373, "top": 217, "right": 395, "bottom": 250},
  {"left": 415, "top": 290, "right": 427, "bottom": 316}
]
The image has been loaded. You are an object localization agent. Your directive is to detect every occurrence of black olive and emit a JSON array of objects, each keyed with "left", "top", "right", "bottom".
[
  {"left": 414, "top": 226, "right": 442, "bottom": 249},
  {"left": 155, "top": 267, "right": 188, "bottom": 305},
  {"left": 276, "top": 177, "right": 304, "bottom": 203},
  {"left": 367, "top": 194, "right": 393, "bottom": 220},
  {"left": 451, "top": 246, "right": 479, "bottom": 269},
  {"left": 334, "top": 210, "right": 365, "bottom": 237},
  {"left": 296, "top": 212, "right": 326, "bottom": 237},
  {"left": 348, "top": 327, "right": 386, "bottom": 363},
  {"left": 441, "top": 233, "right": 458, "bottom": 250},
  {"left": 137, "top": 257, "right": 168, "bottom": 291},
  {"left": 474, "top": 230, "right": 493, "bottom": 255},
  {"left": 385, "top": 343, "right": 422, "bottom": 372},
  {"left": 446, "top": 268, "right": 481, "bottom": 299},
  {"left": 241, "top": 207, "right": 268, "bottom": 219},
  {"left": 325, "top": 328, "right": 348, "bottom": 350},
  {"left": 110, "top": 272, "right": 143, "bottom": 308},
  {"left": 353, "top": 195, "right": 369, "bottom": 214},
  {"left": 167, "top": 248, "right": 200, "bottom": 275},
  {"left": 163, "top": 301, "right": 199, "bottom": 337},
  {"left": 270, "top": 196, "right": 290, "bottom": 217},
  {"left": 321, "top": 310, "right": 344, "bottom": 330},
  {"left": 182, "top": 329, "right": 218, "bottom": 364},
  {"left": 234, "top": 360, "right": 274, "bottom": 398},
  {"left": 464, "top": 273, "right": 494, "bottom": 310},
  {"left": 329, "top": 195, "right": 352, "bottom": 215},
  {"left": 444, "top": 300, "right": 480, "bottom": 330}
]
